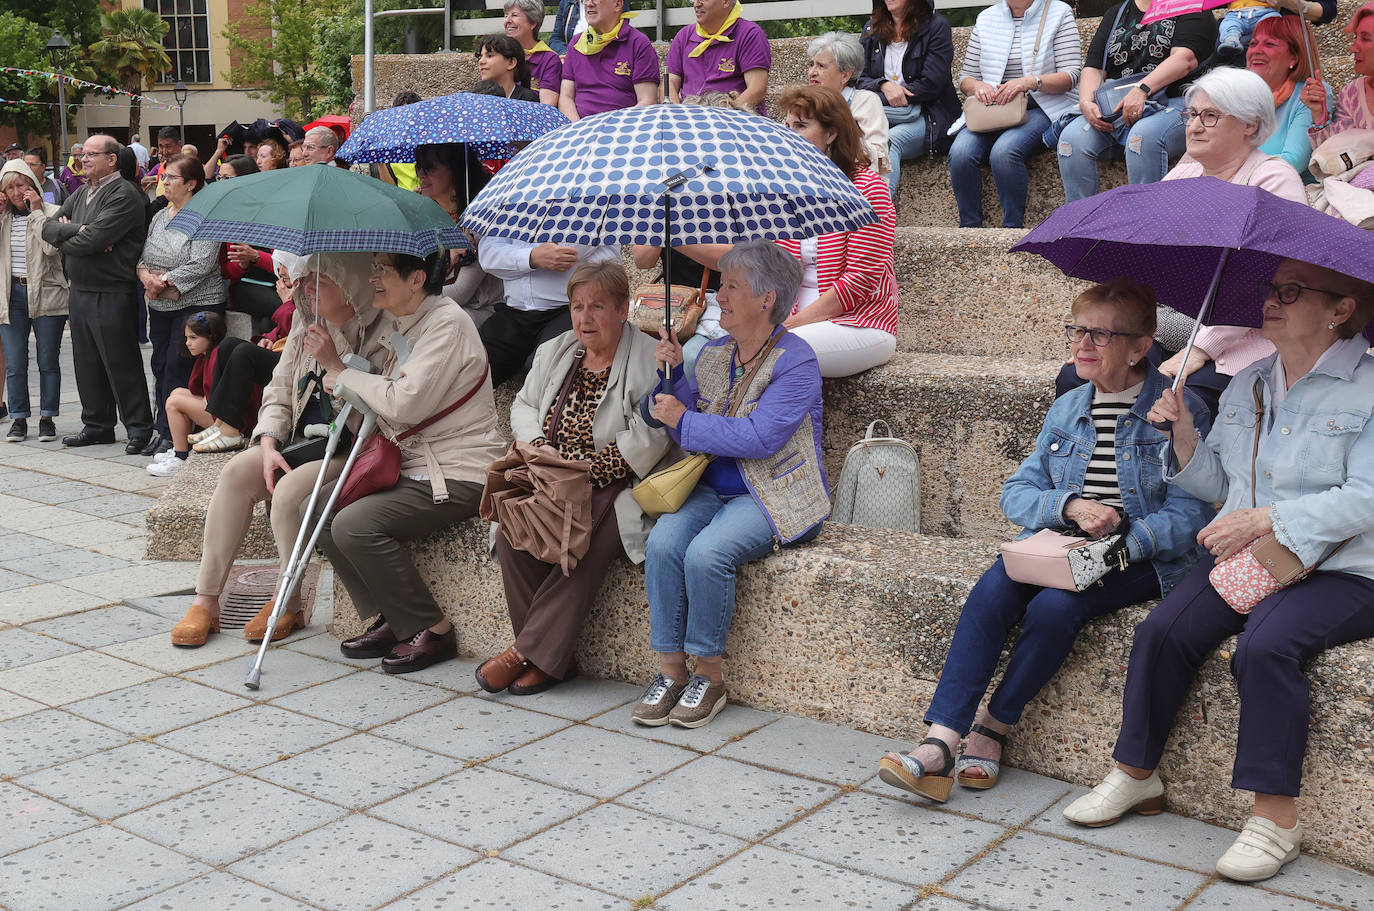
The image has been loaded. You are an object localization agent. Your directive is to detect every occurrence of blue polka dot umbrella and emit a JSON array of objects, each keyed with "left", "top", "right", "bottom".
[
  {"left": 337, "top": 92, "right": 570, "bottom": 163},
  {"left": 459, "top": 104, "right": 879, "bottom": 248}
]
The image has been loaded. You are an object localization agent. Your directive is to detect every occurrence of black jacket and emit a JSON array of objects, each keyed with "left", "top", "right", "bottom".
[{"left": 857, "top": 14, "right": 961, "bottom": 156}]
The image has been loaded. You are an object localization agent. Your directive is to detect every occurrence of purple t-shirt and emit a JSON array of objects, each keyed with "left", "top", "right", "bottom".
[
  {"left": 563, "top": 24, "right": 660, "bottom": 117},
  {"left": 528, "top": 49, "right": 563, "bottom": 95},
  {"left": 667, "top": 17, "right": 771, "bottom": 113}
]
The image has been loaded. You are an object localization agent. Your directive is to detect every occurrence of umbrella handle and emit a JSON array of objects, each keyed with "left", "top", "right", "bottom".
[{"left": 1152, "top": 248, "right": 1230, "bottom": 437}]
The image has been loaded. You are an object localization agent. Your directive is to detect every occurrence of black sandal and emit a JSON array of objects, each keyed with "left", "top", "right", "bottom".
[
  {"left": 878, "top": 736, "right": 956, "bottom": 803},
  {"left": 955, "top": 723, "right": 1009, "bottom": 790}
]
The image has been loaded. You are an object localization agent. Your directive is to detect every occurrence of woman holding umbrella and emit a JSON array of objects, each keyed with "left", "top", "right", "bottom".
[
  {"left": 1302, "top": 1, "right": 1374, "bottom": 148},
  {"left": 1065, "top": 258, "right": 1374, "bottom": 883}
]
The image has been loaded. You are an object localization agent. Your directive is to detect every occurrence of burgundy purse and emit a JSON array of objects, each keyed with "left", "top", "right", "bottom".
[{"left": 334, "top": 361, "right": 490, "bottom": 510}]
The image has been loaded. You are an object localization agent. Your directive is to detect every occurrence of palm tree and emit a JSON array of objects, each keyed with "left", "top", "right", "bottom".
[{"left": 88, "top": 8, "right": 172, "bottom": 139}]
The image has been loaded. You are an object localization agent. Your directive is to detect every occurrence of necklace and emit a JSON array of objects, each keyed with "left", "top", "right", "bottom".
[{"left": 732, "top": 337, "right": 771, "bottom": 378}]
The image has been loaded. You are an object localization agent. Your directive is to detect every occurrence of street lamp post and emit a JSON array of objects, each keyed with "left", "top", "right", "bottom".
[
  {"left": 45, "top": 33, "right": 70, "bottom": 156},
  {"left": 173, "top": 81, "right": 188, "bottom": 144}
]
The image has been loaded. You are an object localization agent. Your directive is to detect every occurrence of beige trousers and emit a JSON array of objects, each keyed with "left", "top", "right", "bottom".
[{"left": 195, "top": 445, "right": 344, "bottom": 599}]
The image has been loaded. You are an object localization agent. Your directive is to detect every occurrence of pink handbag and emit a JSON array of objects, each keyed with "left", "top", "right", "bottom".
[{"left": 1000, "top": 517, "right": 1131, "bottom": 592}]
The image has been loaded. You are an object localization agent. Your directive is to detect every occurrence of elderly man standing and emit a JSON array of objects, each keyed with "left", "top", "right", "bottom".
[
  {"left": 558, "top": 0, "right": 660, "bottom": 121},
  {"left": 302, "top": 127, "right": 341, "bottom": 165},
  {"left": 41, "top": 135, "right": 153, "bottom": 451},
  {"left": 141, "top": 127, "right": 183, "bottom": 197},
  {"left": 667, "top": 0, "right": 771, "bottom": 113}
]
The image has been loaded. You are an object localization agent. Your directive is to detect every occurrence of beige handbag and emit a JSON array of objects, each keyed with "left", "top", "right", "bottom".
[
  {"left": 962, "top": 6, "right": 1050, "bottom": 134},
  {"left": 632, "top": 332, "right": 782, "bottom": 518},
  {"left": 631, "top": 270, "right": 711, "bottom": 344}
]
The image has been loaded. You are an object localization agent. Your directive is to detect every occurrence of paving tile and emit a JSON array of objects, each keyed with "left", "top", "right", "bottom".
[
  {"left": 270, "top": 669, "right": 454, "bottom": 730},
  {"left": 13, "top": 480, "right": 108, "bottom": 505},
  {"left": 1269, "top": 853, "right": 1374, "bottom": 911},
  {"left": 15, "top": 742, "right": 229, "bottom": 819},
  {"left": 0, "top": 782, "right": 96, "bottom": 856},
  {"left": 0, "top": 650, "right": 160, "bottom": 705},
  {"left": 87, "top": 535, "right": 149, "bottom": 562},
  {"left": 60, "top": 561, "right": 198, "bottom": 600},
  {"left": 1187, "top": 881, "right": 1335, "bottom": 910},
  {"left": 118, "top": 872, "right": 321, "bottom": 911},
  {"left": 369, "top": 766, "right": 597, "bottom": 851},
  {"left": 0, "top": 584, "right": 107, "bottom": 624},
  {"left": 379, "top": 859, "right": 625, "bottom": 910},
  {"left": 0, "top": 710, "right": 128, "bottom": 776},
  {"left": 587, "top": 700, "right": 780, "bottom": 752},
  {"left": 117, "top": 775, "right": 349, "bottom": 866},
  {"left": 0, "top": 568, "right": 37, "bottom": 591},
  {"left": 0, "top": 825, "right": 210, "bottom": 911},
  {"left": 943, "top": 831, "right": 1207, "bottom": 911},
  {"left": 620, "top": 754, "right": 839, "bottom": 841},
  {"left": 227, "top": 814, "right": 476, "bottom": 911},
  {"left": 866, "top": 766, "right": 1074, "bottom": 828},
  {"left": 154, "top": 704, "right": 353, "bottom": 772},
  {"left": 185, "top": 648, "right": 356, "bottom": 700},
  {"left": 0, "top": 628, "right": 78, "bottom": 671},
  {"left": 766, "top": 790, "right": 1006, "bottom": 885},
  {"left": 24, "top": 604, "right": 169, "bottom": 648},
  {"left": 714, "top": 714, "right": 895, "bottom": 785},
  {"left": 281, "top": 627, "right": 379, "bottom": 665},
  {"left": 476, "top": 677, "right": 642, "bottom": 721},
  {"left": 23, "top": 518, "right": 140, "bottom": 549},
  {"left": 61, "top": 491, "right": 157, "bottom": 519},
  {"left": 64, "top": 676, "right": 252, "bottom": 736},
  {"left": 361, "top": 655, "right": 485, "bottom": 691},
  {"left": 909, "top": 897, "right": 981, "bottom": 910},
  {"left": 0, "top": 532, "right": 70, "bottom": 560},
  {"left": 0, "top": 691, "right": 44, "bottom": 722},
  {"left": 655, "top": 844, "right": 919, "bottom": 911},
  {"left": 98, "top": 631, "right": 258, "bottom": 674},
  {"left": 371, "top": 694, "right": 568, "bottom": 761},
  {"left": 1030, "top": 795, "right": 1238, "bottom": 872},
  {"left": 257, "top": 733, "right": 463, "bottom": 809},
  {"left": 489, "top": 725, "right": 696, "bottom": 798},
  {"left": 0, "top": 503, "right": 95, "bottom": 531},
  {"left": 503, "top": 803, "right": 746, "bottom": 899}
]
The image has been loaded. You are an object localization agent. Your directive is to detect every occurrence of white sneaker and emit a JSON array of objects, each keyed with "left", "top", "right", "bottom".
[
  {"left": 1063, "top": 768, "right": 1165, "bottom": 827},
  {"left": 152, "top": 448, "right": 178, "bottom": 463},
  {"left": 1215, "top": 816, "right": 1302, "bottom": 882},
  {"left": 146, "top": 456, "right": 184, "bottom": 477}
]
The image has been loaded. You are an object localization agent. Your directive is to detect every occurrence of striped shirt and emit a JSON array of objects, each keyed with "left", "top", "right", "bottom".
[
  {"left": 9, "top": 212, "right": 27, "bottom": 278},
  {"left": 775, "top": 168, "right": 898, "bottom": 335},
  {"left": 1081, "top": 380, "right": 1143, "bottom": 509}
]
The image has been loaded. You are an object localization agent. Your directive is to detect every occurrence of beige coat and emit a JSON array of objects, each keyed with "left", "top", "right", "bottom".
[
  {"left": 336, "top": 294, "right": 507, "bottom": 502},
  {"left": 0, "top": 160, "right": 69, "bottom": 321},
  {"left": 512, "top": 322, "right": 672, "bottom": 563}
]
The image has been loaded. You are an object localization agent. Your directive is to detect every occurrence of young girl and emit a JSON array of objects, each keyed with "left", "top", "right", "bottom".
[{"left": 147, "top": 311, "right": 227, "bottom": 477}]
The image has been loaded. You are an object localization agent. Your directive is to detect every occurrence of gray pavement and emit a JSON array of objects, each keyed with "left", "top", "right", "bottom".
[{"left": 1, "top": 339, "right": 1372, "bottom": 910}]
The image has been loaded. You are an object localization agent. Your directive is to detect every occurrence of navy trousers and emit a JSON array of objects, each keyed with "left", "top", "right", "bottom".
[{"left": 1114, "top": 555, "right": 1374, "bottom": 796}]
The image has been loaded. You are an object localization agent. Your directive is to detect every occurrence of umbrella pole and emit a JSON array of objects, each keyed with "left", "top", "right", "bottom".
[
  {"left": 1170, "top": 248, "right": 1232, "bottom": 396},
  {"left": 663, "top": 189, "right": 674, "bottom": 394},
  {"left": 1298, "top": 3, "right": 1322, "bottom": 115}
]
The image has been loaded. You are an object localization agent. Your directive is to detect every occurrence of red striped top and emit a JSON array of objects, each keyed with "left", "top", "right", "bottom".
[{"left": 776, "top": 167, "right": 898, "bottom": 335}]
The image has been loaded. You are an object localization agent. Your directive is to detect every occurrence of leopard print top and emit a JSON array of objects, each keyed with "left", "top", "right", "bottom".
[{"left": 538, "top": 364, "right": 632, "bottom": 489}]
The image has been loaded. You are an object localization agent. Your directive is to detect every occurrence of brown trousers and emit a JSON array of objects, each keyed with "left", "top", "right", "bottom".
[
  {"left": 316, "top": 477, "right": 483, "bottom": 640},
  {"left": 495, "top": 511, "right": 624, "bottom": 679}
]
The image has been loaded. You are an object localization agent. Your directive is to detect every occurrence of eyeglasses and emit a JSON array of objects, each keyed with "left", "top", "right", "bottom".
[
  {"left": 1183, "top": 109, "right": 1223, "bottom": 127},
  {"left": 370, "top": 262, "right": 397, "bottom": 277},
  {"left": 161, "top": 173, "right": 183, "bottom": 183},
  {"left": 1065, "top": 324, "right": 1140, "bottom": 347},
  {"left": 79, "top": 151, "right": 113, "bottom": 159},
  {"left": 1260, "top": 280, "right": 1343, "bottom": 305}
]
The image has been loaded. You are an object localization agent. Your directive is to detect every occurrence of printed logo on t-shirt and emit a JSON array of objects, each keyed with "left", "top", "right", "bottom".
[
  {"left": 531, "top": 76, "right": 542, "bottom": 89},
  {"left": 614, "top": 60, "right": 633, "bottom": 76},
  {"left": 717, "top": 56, "right": 736, "bottom": 73}
]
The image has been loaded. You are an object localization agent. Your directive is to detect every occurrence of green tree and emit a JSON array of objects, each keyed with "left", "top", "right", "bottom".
[
  {"left": 223, "top": 0, "right": 335, "bottom": 121},
  {"left": 0, "top": 13, "right": 56, "bottom": 142},
  {"left": 87, "top": 7, "right": 172, "bottom": 139},
  {"left": 313, "top": 0, "right": 444, "bottom": 117}
]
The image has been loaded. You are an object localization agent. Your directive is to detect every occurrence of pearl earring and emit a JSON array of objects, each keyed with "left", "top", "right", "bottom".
[{"left": 1329, "top": 321, "right": 1337, "bottom": 330}]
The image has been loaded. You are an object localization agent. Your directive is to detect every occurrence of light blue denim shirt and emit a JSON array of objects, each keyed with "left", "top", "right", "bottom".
[
  {"left": 1168, "top": 337, "right": 1374, "bottom": 579},
  {"left": 1002, "top": 364, "right": 1216, "bottom": 594}
]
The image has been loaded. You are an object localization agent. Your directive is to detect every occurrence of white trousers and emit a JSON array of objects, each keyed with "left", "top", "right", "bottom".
[{"left": 788, "top": 321, "right": 896, "bottom": 378}]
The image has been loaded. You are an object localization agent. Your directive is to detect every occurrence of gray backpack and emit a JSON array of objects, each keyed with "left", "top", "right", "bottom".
[{"left": 830, "top": 420, "right": 921, "bottom": 533}]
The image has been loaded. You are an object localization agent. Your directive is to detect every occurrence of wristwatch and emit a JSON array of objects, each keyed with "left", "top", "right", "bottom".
[
  {"left": 1136, "top": 82, "right": 1153, "bottom": 96},
  {"left": 1033, "top": 75, "right": 1043, "bottom": 92}
]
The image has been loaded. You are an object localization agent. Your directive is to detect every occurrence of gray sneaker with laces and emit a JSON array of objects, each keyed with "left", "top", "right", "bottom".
[
  {"left": 668, "top": 674, "right": 727, "bottom": 728},
  {"left": 631, "top": 673, "right": 684, "bottom": 727}
]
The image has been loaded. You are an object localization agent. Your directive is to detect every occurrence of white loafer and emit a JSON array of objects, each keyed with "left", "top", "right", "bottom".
[
  {"left": 1063, "top": 768, "right": 1165, "bottom": 827},
  {"left": 1215, "top": 816, "right": 1301, "bottom": 882}
]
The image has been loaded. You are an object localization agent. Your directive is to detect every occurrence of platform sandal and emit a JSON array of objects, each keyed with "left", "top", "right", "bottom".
[
  {"left": 878, "top": 737, "right": 956, "bottom": 803},
  {"left": 955, "top": 723, "right": 1008, "bottom": 790}
]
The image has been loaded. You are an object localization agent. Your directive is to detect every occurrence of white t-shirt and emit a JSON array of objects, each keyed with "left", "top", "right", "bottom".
[
  {"left": 795, "top": 235, "right": 820, "bottom": 311},
  {"left": 883, "top": 42, "right": 908, "bottom": 84}
]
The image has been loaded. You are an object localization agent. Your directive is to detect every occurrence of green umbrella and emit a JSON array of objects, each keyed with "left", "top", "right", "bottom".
[{"left": 167, "top": 165, "right": 469, "bottom": 256}]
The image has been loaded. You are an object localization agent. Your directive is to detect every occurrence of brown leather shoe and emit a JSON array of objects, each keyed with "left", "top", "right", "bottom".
[
  {"left": 171, "top": 603, "right": 220, "bottom": 647},
  {"left": 508, "top": 664, "right": 562, "bottom": 696},
  {"left": 243, "top": 601, "right": 306, "bottom": 643},
  {"left": 382, "top": 627, "right": 458, "bottom": 675},
  {"left": 340, "top": 616, "right": 397, "bottom": 659},
  {"left": 475, "top": 645, "right": 529, "bottom": 693}
]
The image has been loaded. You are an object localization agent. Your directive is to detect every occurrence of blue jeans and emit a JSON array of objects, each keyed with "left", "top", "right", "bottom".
[
  {"left": 948, "top": 108, "right": 1052, "bottom": 228},
  {"left": 1, "top": 283, "right": 66, "bottom": 418},
  {"left": 1218, "top": 8, "right": 1279, "bottom": 47},
  {"left": 884, "top": 104, "right": 929, "bottom": 198},
  {"left": 925, "top": 556, "right": 1160, "bottom": 734},
  {"left": 1056, "top": 96, "right": 1187, "bottom": 203},
  {"left": 645, "top": 483, "right": 820, "bottom": 657}
]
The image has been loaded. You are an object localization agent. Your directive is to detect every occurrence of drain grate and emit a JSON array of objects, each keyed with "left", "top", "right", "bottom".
[{"left": 218, "top": 563, "right": 319, "bottom": 629}]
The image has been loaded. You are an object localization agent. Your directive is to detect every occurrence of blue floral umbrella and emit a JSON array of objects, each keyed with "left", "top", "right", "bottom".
[{"left": 337, "top": 92, "right": 570, "bottom": 163}]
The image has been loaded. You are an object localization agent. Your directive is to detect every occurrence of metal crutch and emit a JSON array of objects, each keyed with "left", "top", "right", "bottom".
[{"left": 244, "top": 352, "right": 376, "bottom": 690}]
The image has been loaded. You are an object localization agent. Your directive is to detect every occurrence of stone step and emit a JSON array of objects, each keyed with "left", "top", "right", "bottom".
[{"left": 319, "top": 518, "right": 1374, "bottom": 873}]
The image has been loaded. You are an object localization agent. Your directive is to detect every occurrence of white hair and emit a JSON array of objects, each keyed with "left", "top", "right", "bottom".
[
  {"left": 305, "top": 126, "right": 340, "bottom": 151},
  {"left": 806, "top": 32, "right": 865, "bottom": 86},
  {"left": 719, "top": 240, "right": 802, "bottom": 325},
  {"left": 1186, "top": 68, "right": 1277, "bottom": 148}
]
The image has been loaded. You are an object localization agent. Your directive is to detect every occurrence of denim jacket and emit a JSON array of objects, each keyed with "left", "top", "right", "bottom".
[
  {"left": 1002, "top": 364, "right": 1215, "bottom": 594},
  {"left": 1169, "top": 338, "right": 1374, "bottom": 579}
]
